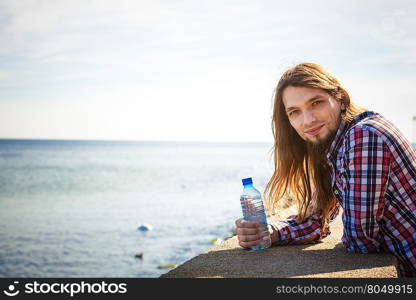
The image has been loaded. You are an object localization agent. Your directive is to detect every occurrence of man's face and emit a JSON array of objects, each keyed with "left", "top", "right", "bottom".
[{"left": 282, "top": 86, "right": 345, "bottom": 145}]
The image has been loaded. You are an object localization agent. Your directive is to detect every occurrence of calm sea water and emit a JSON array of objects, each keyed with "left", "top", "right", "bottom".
[{"left": 0, "top": 139, "right": 273, "bottom": 278}]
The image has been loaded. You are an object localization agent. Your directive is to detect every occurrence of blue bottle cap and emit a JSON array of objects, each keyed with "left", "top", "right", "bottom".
[{"left": 242, "top": 177, "right": 253, "bottom": 186}]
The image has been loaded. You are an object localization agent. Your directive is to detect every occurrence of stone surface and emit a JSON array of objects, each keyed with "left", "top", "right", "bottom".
[{"left": 161, "top": 208, "right": 397, "bottom": 278}]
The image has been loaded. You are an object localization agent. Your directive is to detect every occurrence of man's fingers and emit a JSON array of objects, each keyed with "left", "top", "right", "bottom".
[
  {"left": 236, "top": 227, "right": 259, "bottom": 236},
  {"left": 235, "top": 218, "right": 265, "bottom": 249},
  {"left": 239, "top": 239, "right": 262, "bottom": 248},
  {"left": 235, "top": 218, "right": 260, "bottom": 228},
  {"left": 238, "top": 233, "right": 261, "bottom": 242}
]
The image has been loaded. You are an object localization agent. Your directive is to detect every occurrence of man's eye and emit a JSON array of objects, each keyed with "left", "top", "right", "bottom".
[
  {"left": 288, "top": 110, "right": 299, "bottom": 117},
  {"left": 312, "top": 100, "right": 323, "bottom": 106}
]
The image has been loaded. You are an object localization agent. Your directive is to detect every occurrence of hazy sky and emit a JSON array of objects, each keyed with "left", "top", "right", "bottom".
[{"left": 1, "top": 0, "right": 416, "bottom": 142}]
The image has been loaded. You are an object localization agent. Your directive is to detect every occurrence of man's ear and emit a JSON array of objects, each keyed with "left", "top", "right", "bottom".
[{"left": 335, "top": 92, "right": 346, "bottom": 111}]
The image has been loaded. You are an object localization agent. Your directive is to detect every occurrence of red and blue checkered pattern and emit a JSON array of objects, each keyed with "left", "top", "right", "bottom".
[{"left": 271, "top": 111, "right": 416, "bottom": 277}]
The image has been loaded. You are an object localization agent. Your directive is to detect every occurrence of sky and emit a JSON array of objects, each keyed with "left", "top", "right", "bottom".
[{"left": 0, "top": 0, "right": 416, "bottom": 142}]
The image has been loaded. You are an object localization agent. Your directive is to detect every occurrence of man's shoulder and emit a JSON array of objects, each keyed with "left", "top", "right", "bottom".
[
  {"left": 335, "top": 111, "right": 416, "bottom": 170},
  {"left": 342, "top": 111, "right": 400, "bottom": 148}
]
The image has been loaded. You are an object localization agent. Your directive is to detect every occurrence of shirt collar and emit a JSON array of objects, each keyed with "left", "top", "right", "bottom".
[{"left": 326, "top": 110, "right": 376, "bottom": 161}]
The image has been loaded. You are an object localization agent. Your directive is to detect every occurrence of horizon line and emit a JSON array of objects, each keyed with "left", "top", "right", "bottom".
[{"left": 0, "top": 137, "right": 274, "bottom": 144}]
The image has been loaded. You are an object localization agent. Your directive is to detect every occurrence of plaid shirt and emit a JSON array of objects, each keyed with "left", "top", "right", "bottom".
[{"left": 271, "top": 111, "right": 416, "bottom": 277}]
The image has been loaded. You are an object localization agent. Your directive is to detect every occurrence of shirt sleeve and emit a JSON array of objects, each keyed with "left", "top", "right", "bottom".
[
  {"left": 339, "top": 126, "right": 391, "bottom": 253},
  {"left": 270, "top": 202, "right": 340, "bottom": 245}
]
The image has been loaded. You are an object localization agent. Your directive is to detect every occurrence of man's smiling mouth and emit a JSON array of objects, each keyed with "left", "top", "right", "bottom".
[{"left": 305, "top": 124, "right": 324, "bottom": 135}]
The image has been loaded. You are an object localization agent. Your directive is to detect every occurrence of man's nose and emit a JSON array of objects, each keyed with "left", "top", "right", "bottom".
[{"left": 303, "top": 111, "right": 317, "bottom": 127}]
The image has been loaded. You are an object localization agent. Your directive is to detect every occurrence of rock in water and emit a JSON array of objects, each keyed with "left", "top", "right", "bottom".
[
  {"left": 158, "top": 264, "right": 178, "bottom": 269},
  {"left": 138, "top": 224, "right": 153, "bottom": 231},
  {"left": 210, "top": 238, "right": 223, "bottom": 245}
]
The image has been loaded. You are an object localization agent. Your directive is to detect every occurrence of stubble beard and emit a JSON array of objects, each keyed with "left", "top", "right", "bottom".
[
  {"left": 306, "top": 127, "right": 338, "bottom": 164},
  {"left": 305, "top": 127, "right": 338, "bottom": 205},
  {"left": 305, "top": 113, "right": 342, "bottom": 162}
]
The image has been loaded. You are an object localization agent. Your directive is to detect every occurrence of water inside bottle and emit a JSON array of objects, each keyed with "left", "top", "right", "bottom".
[{"left": 240, "top": 195, "right": 271, "bottom": 250}]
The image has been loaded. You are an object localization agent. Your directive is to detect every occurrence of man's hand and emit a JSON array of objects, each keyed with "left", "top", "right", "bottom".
[{"left": 235, "top": 218, "right": 271, "bottom": 249}]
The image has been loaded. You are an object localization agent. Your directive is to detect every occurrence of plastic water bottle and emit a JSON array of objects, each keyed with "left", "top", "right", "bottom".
[{"left": 240, "top": 177, "right": 271, "bottom": 250}]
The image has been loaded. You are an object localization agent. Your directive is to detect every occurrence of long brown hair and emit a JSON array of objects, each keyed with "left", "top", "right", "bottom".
[{"left": 264, "top": 62, "right": 365, "bottom": 228}]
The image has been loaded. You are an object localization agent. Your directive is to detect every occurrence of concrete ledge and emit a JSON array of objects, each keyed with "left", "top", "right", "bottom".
[{"left": 161, "top": 209, "right": 398, "bottom": 278}]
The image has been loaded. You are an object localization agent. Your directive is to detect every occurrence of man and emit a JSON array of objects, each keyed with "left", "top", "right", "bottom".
[{"left": 235, "top": 62, "right": 416, "bottom": 277}]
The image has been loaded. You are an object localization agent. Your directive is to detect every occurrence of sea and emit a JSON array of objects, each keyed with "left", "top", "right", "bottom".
[{"left": 0, "top": 139, "right": 274, "bottom": 278}]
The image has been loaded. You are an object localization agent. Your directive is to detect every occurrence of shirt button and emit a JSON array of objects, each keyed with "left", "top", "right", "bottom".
[{"left": 334, "top": 190, "right": 339, "bottom": 195}]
